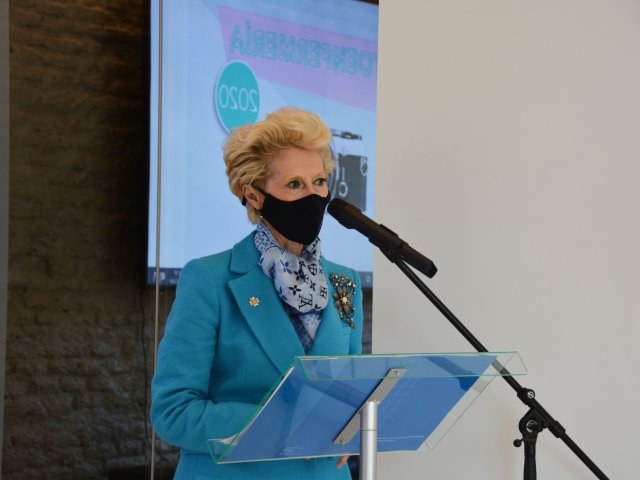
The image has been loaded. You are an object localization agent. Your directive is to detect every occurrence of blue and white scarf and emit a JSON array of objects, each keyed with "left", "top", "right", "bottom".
[{"left": 255, "top": 223, "right": 328, "bottom": 350}]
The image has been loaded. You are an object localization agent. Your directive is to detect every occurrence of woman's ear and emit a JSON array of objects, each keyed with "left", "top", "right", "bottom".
[{"left": 242, "top": 184, "right": 263, "bottom": 211}]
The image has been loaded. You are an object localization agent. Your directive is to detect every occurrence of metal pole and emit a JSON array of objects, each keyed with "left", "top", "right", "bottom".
[
  {"left": 359, "top": 400, "right": 378, "bottom": 480},
  {"left": 150, "top": 0, "right": 164, "bottom": 478}
]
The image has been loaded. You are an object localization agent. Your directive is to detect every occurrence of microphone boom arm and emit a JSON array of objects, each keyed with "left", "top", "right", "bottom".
[{"left": 389, "top": 253, "right": 609, "bottom": 480}]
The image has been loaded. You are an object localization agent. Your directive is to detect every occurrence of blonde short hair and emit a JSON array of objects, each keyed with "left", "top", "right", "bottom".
[{"left": 224, "top": 107, "right": 335, "bottom": 223}]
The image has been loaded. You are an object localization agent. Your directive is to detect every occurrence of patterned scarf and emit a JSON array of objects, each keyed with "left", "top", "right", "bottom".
[{"left": 255, "top": 223, "right": 328, "bottom": 350}]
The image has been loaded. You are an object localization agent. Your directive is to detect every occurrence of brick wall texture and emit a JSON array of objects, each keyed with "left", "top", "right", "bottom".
[
  {"left": 4, "top": 1, "right": 180, "bottom": 478},
  {"left": 4, "top": 2, "right": 373, "bottom": 478}
]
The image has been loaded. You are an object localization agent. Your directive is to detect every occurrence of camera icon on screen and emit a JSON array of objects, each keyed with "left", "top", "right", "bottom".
[{"left": 329, "top": 129, "right": 368, "bottom": 212}]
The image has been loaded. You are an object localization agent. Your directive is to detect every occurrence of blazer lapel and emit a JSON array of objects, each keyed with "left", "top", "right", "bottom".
[
  {"left": 228, "top": 233, "right": 304, "bottom": 374},
  {"left": 307, "top": 259, "right": 350, "bottom": 356}
]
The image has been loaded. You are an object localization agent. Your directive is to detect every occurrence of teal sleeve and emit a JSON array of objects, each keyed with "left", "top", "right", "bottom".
[
  {"left": 349, "top": 268, "right": 364, "bottom": 355},
  {"left": 150, "top": 260, "right": 257, "bottom": 453}
]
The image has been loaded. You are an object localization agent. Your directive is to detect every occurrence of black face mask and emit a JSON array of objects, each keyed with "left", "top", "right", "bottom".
[{"left": 259, "top": 191, "right": 331, "bottom": 246}]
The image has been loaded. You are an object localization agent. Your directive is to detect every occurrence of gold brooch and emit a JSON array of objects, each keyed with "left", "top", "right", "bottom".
[
  {"left": 248, "top": 297, "right": 260, "bottom": 307},
  {"left": 329, "top": 273, "right": 356, "bottom": 329}
]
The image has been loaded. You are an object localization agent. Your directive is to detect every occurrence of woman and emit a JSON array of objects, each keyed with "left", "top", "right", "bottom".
[{"left": 151, "top": 107, "right": 363, "bottom": 479}]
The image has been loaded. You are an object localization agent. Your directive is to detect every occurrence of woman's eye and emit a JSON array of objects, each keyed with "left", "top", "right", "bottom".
[
  {"left": 314, "top": 178, "right": 327, "bottom": 186},
  {"left": 286, "top": 180, "right": 301, "bottom": 189}
]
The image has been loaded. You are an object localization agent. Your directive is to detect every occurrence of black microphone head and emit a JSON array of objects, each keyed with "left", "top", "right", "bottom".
[
  {"left": 327, "top": 198, "right": 360, "bottom": 229},
  {"left": 327, "top": 197, "right": 349, "bottom": 216}
]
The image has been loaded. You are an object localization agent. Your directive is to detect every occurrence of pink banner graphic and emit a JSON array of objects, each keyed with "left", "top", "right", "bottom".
[{"left": 217, "top": 5, "right": 378, "bottom": 111}]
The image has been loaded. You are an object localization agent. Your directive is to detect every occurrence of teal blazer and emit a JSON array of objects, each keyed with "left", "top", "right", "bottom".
[{"left": 151, "top": 232, "right": 363, "bottom": 480}]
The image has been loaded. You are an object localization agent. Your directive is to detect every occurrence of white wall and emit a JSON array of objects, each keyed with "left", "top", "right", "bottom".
[{"left": 374, "top": 1, "right": 640, "bottom": 478}]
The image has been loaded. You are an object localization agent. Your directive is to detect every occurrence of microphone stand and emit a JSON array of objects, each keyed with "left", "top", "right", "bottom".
[{"left": 378, "top": 246, "right": 609, "bottom": 480}]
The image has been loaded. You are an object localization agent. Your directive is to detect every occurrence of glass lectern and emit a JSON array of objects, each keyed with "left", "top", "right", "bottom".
[{"left": 208, "top": 352, "right": 526, "bottom": 479}]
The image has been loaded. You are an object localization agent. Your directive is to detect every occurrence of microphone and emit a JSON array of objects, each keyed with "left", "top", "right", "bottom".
[{"left": 327, "top": 198, "right": 437, "bottom": 278}]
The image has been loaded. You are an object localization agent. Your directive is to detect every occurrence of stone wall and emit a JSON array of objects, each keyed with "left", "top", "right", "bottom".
[{"left": 3, "top": 1, "right": 177, "bottom": 477}]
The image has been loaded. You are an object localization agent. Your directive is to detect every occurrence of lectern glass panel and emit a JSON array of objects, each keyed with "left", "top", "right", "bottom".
[{"left": 208, "top": 352, "right": 525, "bottom": 464}]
